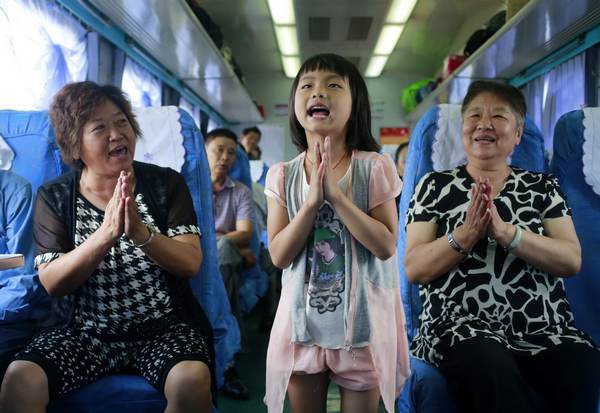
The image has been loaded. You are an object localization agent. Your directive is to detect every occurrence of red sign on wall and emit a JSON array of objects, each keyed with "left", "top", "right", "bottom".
[{"left": 380, "top": 127, "right": 410, "bottom": 145}]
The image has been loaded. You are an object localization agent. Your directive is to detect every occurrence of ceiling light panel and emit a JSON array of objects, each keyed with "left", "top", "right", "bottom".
[
  {"left": 387, "top": 0, "right": 418, "bottom": 23},
  {"left": 275, "top": 25, "right": 299, "bottom": 55},
  {"left": 282, "top": 55, "right": 301, "bottom": 78},
  {"left": 365, "top": 55, "right": 388, "bottom": 78},
  {"left": 268, "top": 0, "right": 295, "bottom": 24},
  {"left": 374, "top": 25, "right": 404, "bottom": 55}
]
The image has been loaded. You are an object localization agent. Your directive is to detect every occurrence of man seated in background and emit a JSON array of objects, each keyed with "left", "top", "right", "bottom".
[
  {"left": 0, "top": 170, "right": 48, "bottom": 380},
  {"left": 240, "top": 126, "right": 262, "bottom": 160},
  {"left": 205, "top": 128, "right": 254, "bottom": 400}
]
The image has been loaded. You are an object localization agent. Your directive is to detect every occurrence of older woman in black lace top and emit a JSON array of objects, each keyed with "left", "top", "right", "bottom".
[{"left": 0, "top": 81, "right": 213, "bottom": 413}]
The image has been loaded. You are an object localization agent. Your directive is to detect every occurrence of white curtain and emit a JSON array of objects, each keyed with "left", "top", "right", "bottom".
[
  {"left": 179, "top": 97, "right": 201, "bottom": 129},
  {"left": 0, "top": 0, "right": 88, "bottom": 110},
  {"left": 522, "top": 53, "right": 586, "bottom": 157},
  {"left": 121, "top": 57, "right": 161, "bottom": 107}
]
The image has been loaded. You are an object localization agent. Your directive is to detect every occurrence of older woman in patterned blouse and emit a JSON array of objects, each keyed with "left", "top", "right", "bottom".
[
  {"left": 404, "top": 80, "right": 599, "bottom": 413},
  {"left": 0, "top": 81, "right": 213, "bottom": 413}
]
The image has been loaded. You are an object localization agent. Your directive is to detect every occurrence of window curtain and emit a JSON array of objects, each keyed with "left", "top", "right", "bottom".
[
  {"left": 121, "top": 57, "right": 162, "bottom": 107},
  {"left": 179, "top": 97, "right": 201, "bottom": 129},
  {"left": 0, "top": 0, "right": 87, "bottom": 110},
  {"left": 522, "top": 53, "right": 586, "bottom": 156},
  {"left": 199, "top": 110, "right": 210, "bottom": 137}
]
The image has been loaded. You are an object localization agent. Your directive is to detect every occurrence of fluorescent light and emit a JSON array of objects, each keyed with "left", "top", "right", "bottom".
[
  {"left": 282, "top": 56, "right": 301, "bottom": 78},
  {"left": 387, "top": 0, "right": 418, "bottom": 23},
  {"left": 365, "top": 56, "right": 389, "bottom": 78},
  {"left": 374, "top": 25, "right": 404, "bottom": 55},
  {"left": 275, "top": 26, "right": 299, "bottom": 55},
  {"left": 267, "top": 0, "right": 295, "bottom": 24}
]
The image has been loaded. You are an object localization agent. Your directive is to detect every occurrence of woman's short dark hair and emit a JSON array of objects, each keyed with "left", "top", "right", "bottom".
[
  {"left": 205, "top": 128, "right": 238, "bottom": 145},
  {"left": 461, "top": 80, "right": 527, "bottom": 126},
  {"left": 289, "top": 53, "right": 381, "bottom": 153},
  {"left": 49, "top": 81, "right": 141, "bottom": 166}
]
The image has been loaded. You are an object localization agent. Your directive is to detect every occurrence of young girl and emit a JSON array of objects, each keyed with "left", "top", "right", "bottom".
[{"left": 263, "top": 54, "right": 410, "bottom": 413}]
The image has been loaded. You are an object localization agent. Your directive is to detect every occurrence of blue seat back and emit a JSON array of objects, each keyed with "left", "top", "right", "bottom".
[
  {"left": 551, "top": 109, "right": 600, "bottom": 345},
  {"left": 176, "top": 109, "right": 240, "bottom": 385},
  {"left": 398, "top": 105, "right": 546, "bottom": 341},
  {"left": 0, "top": 110, "right": 69, "bottom": 193},
  {"left": 230, "top": 147, "right": 268, "bottom": 312}
]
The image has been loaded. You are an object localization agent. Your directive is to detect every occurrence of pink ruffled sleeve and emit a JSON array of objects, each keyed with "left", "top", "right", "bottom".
[
  {"left": 264, "top": 162, "right": 287, "bottom": 208},
  {"left": 368, "top": 153, "right": 402, "bottom": 211}
]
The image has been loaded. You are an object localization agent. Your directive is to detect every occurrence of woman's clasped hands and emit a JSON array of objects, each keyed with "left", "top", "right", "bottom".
[
  {"left": 100, "top": 171, "right": 150, "bottom": 246},
  {"left": 456, "top": 177, "right": 516, "bottom": 252}
]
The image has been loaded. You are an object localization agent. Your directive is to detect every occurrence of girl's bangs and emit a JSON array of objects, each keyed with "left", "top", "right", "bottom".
[{"left": 298, "top": 54, "right": 353, "bottom": 79}]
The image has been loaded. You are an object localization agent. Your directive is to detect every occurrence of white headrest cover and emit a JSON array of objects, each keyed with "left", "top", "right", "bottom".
[
  {"left": 432, "top": 104, "right": 467, "bottom": 171},
  {"left": 582, "top": 107, "right": 600, "bottom": 196},
  {"left": 133, "top": 106, "right": 185, "bottom": 172}
]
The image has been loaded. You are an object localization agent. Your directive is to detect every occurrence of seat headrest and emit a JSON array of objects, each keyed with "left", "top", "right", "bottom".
[
  {"left": 133, "top": 106, "right": 185, "bottom": 172},
  {"left": 582, "top": 107, "right": 600, "bottom": 196}
]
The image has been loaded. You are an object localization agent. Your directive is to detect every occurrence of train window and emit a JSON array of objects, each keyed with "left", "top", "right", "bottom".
[
  {"left": 179, "top": 97, "right": 202, "bottom": 129},
  {"left": 522, "top": 53, "right": 586, "bottom": 155},
  {"left": 0, "top": 0, "right": 86, "bottom": 110},
  {"left": 121, "top": 57, "right": 162, "bottom": 107}
]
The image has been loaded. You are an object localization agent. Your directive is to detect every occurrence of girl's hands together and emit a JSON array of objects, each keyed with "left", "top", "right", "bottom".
[
  {"left": 322, "top": 136, "right": 343, "bottom": 203},
  {"left": 306, "top": 141, "right": 325, "bottom": 209}
]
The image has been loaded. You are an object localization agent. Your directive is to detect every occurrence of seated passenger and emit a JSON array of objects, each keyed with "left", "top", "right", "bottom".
[
  {"left": 404, "top": 80, "right": 600, "bottom": 413},
  {"left": 205, "top": 128, "right": 253, "bottom": 400},
  {"left": 240, "top": 126, "right": 262, "bottom": 160},
  {"left": 0, "top": 81, "right": 212, "bottom": 413},
  {"left": 0, "top": 171, "right": 48, "bottom": 378}
]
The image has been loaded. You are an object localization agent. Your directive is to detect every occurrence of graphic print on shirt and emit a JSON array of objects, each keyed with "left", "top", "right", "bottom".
[{"left": 307, "top": 202, "right": 345, "bottom": 314}]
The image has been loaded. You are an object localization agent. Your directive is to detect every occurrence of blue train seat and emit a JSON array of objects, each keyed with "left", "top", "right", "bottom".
[
  {"left": 551, "top": 109, "right": 600, "bottom": 346},
  {"left": 0, "top": 110, "right": 61, "bottom": 373},
  {"left": 396, "top": 104, "right": 546, "bottom": 413},
  {"left": 0, "top": 107, "right": 239, "bottom": 412},
  {"left": 230, "top": 147, "right": 268, "bottom": 313}
]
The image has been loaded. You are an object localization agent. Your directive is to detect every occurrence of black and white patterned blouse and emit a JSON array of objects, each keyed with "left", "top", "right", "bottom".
[
  {"left": 407, "top": 165, "right": 595, "bottom": 365},
  {"left": 35, "top": 191, "right": 200, "bottom": 337}
]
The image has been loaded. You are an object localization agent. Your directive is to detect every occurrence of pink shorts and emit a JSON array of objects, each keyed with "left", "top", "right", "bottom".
[{"left": 292, "top": 344, "right": 379, "bottom": 391}]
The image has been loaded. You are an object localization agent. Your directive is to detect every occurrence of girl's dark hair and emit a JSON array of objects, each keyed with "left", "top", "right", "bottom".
[
  {"left": 461, "top": 80, "right": 527, "bottom": 126},
  {"left": 49, "top": 81, "right": 141, "bottom": 166},
  {"left": 289, "top": 53, "right": 381, "bottom": 153}
]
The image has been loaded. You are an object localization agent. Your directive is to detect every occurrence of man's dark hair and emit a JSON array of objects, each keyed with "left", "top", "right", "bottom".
[
  {"left": 242, "top": 126, "right": 261, "bottom": 136},
  {"left": 206, "top": 128, "right": 238, "bottom": 145}
]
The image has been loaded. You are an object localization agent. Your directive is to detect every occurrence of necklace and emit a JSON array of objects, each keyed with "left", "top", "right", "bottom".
[{"left": 305, "top": 150, "right": 350, "bottom": 170}]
